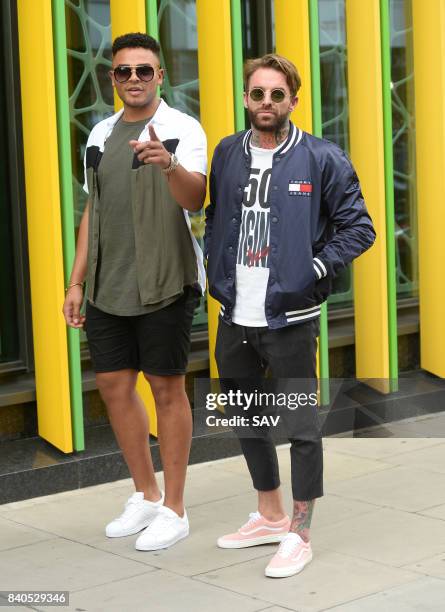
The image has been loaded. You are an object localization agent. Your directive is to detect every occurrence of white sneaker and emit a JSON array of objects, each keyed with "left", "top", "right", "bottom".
[
  {"left": 135, "top": 505, "right": 189, "bottom": 550},
  {"left": 105, "top": 491, "right": 164, "bottom": 538}
]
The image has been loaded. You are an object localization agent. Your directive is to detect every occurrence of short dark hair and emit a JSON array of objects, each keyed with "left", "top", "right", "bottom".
[
  {"left": 244, "top": 53, "right": 301, "bottom": 97},
  {"left": 112, "top": 32, "right": 160, "bottom": 60}
]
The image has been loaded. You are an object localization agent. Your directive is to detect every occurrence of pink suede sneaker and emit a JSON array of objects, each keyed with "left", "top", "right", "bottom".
[
  {"left": 265, "top": 532, "right": 313, "bottom": 577},
  {"left": 217, "top": 511, "right": 290, "bottom": 549}
]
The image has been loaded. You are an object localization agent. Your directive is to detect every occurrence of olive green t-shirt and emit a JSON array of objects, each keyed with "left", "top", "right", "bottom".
[{"left": 94, "top": 117, "right": 178, "bottom": 315}]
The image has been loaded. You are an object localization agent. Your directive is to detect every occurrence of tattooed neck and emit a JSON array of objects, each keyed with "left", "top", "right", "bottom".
[{"left": 251, "top": 120, "right": 290, "bottom": 149}]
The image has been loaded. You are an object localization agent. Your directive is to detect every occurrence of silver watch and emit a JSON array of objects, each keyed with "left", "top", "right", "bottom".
[{"left": 162, "top": 153, "right": 179, "bottom": 175}]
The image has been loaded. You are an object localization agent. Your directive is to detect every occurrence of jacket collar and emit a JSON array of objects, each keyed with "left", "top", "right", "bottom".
[{"left": 242, "top": 121, "right": 303, "bottom": 156}]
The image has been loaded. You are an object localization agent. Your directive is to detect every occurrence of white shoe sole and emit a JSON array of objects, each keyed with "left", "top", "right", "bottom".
[
  {"left": 265, "top": 552, "right": 313, "bottom": 578},
  {"left": 135, "top": 529, "right": 189, "bottom": 551},
  {"left": 217, "top": 533, "right": 287, "bottom": 549},
  {"left": 106, "top": 521, "right": 153, "bottom": 538}
]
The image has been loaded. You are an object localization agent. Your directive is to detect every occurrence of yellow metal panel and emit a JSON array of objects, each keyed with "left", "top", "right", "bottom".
[
  {"left": 110, "top": 0, "right": 146, "bottom": 40},
  {"left": 110, "top": 0, "right": 147, "bottom": 110},
  {"left": 197, "top": 0, "right": 235, "bottom": 378},
  {"left": 346, "top": 0, "right": 390, "bottom": 388},
  {"left": 275, "top": 0, "right": 327, "bottom": 380},
  {"left": 17, "top": 0, "right": 73, "bottom": 451},
  {"left": 412, "top": 0, "right": 445, "bottom": 377},
  {"left": 274, "top": 0, "right": 312, "bottom": 131},
  {"left": 136, "top": 376, "right": 157, "bottom": 437},
  {"left": 110, "top": 0, "right": 157, "bottom": 433}
]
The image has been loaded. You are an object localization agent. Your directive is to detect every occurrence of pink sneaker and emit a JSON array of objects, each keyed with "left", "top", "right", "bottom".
[
  {"left": 265, "top": 532, "right": 313, "bottom": 577},
  {"left": 217, "top": 511, "right": 290, "bottom": 549}
]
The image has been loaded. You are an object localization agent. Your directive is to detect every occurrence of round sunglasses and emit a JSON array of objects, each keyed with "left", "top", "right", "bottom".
[
  {"left": 113, "top": 64, "right": 155, "bottom": 83},
  {"left": 249, "top": 87, "right": 287, "bottom": 103}
]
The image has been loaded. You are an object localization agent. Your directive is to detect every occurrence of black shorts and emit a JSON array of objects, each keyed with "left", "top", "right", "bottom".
[{"left": 84, "top": 286, "right": 200, "bottom": 375}]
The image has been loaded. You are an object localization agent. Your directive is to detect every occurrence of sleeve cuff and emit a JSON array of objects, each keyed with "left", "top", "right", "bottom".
[{"left": 313, "top": 257, "right": 328, "bottom": 280}]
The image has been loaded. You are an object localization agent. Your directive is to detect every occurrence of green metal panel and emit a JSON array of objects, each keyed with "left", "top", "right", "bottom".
[
  {"left": 309, "top": 0, "right": 329, "bottom": 404},
  {"left": 146, "top": 0, "right": 159, "bottom": 40},
  {"left": 146, "top": 0, "right": 160, "bottom": 101},
  {"left": 231, "top": 0, "right": 245, "bottom": 131},
  {"left": 52, "top": 0, "right": 85, "bottom": 450},
  {"left": 380, "top": 0, "right": 399, "bottom": 391}
]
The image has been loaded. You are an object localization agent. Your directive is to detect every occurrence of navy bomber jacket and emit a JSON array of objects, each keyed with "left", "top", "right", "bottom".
[{"left": 204, "top": 123, "right": 376, "bottom": 329}]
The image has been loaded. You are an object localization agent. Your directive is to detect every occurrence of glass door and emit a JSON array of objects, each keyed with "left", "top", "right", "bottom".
[{"left": 0, "top": 0, "right": 31, "bottom": 372}]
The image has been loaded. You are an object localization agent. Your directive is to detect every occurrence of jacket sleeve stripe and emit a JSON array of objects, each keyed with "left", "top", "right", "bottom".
[
  {"left": 285, "top": 304, "right": 321, "bottom": 316},
  {"left": 286, "top": 309, "right": 321, "bottom": 323},
  {"left": 313, "top": 257, "right": 328, "bottom": 278},
  {"left": 313, "top": 263, "right": 323, "bottom": 280}
]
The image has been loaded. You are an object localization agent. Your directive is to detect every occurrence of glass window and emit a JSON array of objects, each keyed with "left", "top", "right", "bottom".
[
  {"left": 158, "top": 0, "right": 200, "bottom": 118},
  {"left": 158, "top": 0, "right": 207, "bottom": 326},
  {"left": 241, "top": 0, "right": 275, "bottom": 127},
  {"left": 390, "top": 0, "right": 418, "bottom": 299},
  {"left": 241, "top": 0, "right": 275, "bottom": 59},
  {"left": 65, "top": 0, "right": 113, "bottom": 230},
  {"left": 318, "top": 0, "right": 352, "bottom": 309},
  {"left": 0, "top": 72, "right": 19, "bottom": 363},
  {"left": 0, "top": 1, "right": 27, "bottom": 368}
]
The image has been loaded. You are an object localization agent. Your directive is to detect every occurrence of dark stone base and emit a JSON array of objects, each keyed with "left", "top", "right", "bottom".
[
  {"left": 0, "top": 425, "right": 244, "bottom": 505},
  {"left": 0, "top": 370, "right": 444, "bottom": 506}
]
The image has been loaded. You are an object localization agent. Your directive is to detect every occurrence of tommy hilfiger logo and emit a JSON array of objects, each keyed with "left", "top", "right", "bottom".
[{"left": 289, "top": 180, "right": 313, "bottom": 196}]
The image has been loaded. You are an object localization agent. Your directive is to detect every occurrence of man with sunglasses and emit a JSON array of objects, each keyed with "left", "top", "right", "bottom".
[
  {"left": 63, "top": 33, "right": 207, "bottom": 550},
  {"left": 205, "top": 54, "right": 375, "bottom": 578}
]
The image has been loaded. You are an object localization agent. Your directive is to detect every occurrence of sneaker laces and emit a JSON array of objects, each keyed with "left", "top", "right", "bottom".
[
  {"left": 115, "top": 495, "right": 142, "bottom": 523},
  {"left": 142, "top": 508, "right": 173, "bottom": 534},
  {"left": 241, "top": 511, "right": 262, "bottom": 530},
  {"left": 277, "top": 534, "right": 303, "bottom": 558}
]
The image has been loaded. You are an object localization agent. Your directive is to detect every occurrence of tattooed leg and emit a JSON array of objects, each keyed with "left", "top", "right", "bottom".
[{"left": 290, "top": 499, "right": 315, "bottom": 542}]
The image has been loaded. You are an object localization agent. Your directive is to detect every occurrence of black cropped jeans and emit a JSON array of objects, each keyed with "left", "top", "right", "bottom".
[{"left": 215, "top": 318, "right": 323, "bottom": 501}]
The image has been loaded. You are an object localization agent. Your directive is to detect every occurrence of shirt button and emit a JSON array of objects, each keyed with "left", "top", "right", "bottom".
[
  {"left": 273, "top": 185, "right": 278, "bottom": 191},
  {"left": 228, "top": 246, "right": 233, "bottom": 252},
  {"left": 272, "top": 216, "right": 278, "bottom": 223},
  {"left": 232, "top": 217, "right": 237, "bottom": 223},
  {"left": 238, "top": 187, "right": 243, "bottom": 193},
  {"left": 227, "top": 275, "right": 232, "bottom": 281}
]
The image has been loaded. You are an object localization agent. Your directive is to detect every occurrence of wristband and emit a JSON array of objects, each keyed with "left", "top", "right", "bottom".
[{"left": 65, "top": 282, "right": 84, "bottom": 293}]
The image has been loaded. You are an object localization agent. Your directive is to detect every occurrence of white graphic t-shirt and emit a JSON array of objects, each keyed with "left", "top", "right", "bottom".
[{"left": 232, "top": 144, "right": 280, "bottom": 326}]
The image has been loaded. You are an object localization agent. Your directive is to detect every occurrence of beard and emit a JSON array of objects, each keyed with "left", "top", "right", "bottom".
[{"left": 247, "top": 107, "right": 289, "bottom": 132}]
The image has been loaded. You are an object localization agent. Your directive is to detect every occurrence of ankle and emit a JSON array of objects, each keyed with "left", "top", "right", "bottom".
[
  {"left": 259, "top": 509, "right": 287, "bottom": 522},
  {"left": 141, "top": 487, "right": 162, "bottom": 503},
  {"left": 290, "top": 527, "right": 310, "bottom": 543},
  {"left": 164, "top": 502, "right": 185, "bottom": 517}
]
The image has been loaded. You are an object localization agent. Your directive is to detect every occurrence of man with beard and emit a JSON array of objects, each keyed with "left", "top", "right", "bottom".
[
  {"left": 205, "top": 54, "right": 375, "bottom": 578},
  {"left": 62, "top": 33, "right": 207, "bottom": 550}
]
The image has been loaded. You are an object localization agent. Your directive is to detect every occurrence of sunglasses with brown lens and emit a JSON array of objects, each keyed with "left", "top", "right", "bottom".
[{"left": 113, "top": 64, "right": 155, "bottom": 83}]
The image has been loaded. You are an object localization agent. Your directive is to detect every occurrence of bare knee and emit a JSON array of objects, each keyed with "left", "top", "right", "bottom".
[
  {"left": 144, "top": 374, "right": 187, "bottom": 409},
  {"left": 96, "top": 369, "right": 138, "bottom": 405}
]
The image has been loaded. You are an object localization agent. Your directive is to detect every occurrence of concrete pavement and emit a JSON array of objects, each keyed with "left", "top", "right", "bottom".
[{"left": 1, "top": 431, "right": 445, "bottom": 611}]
